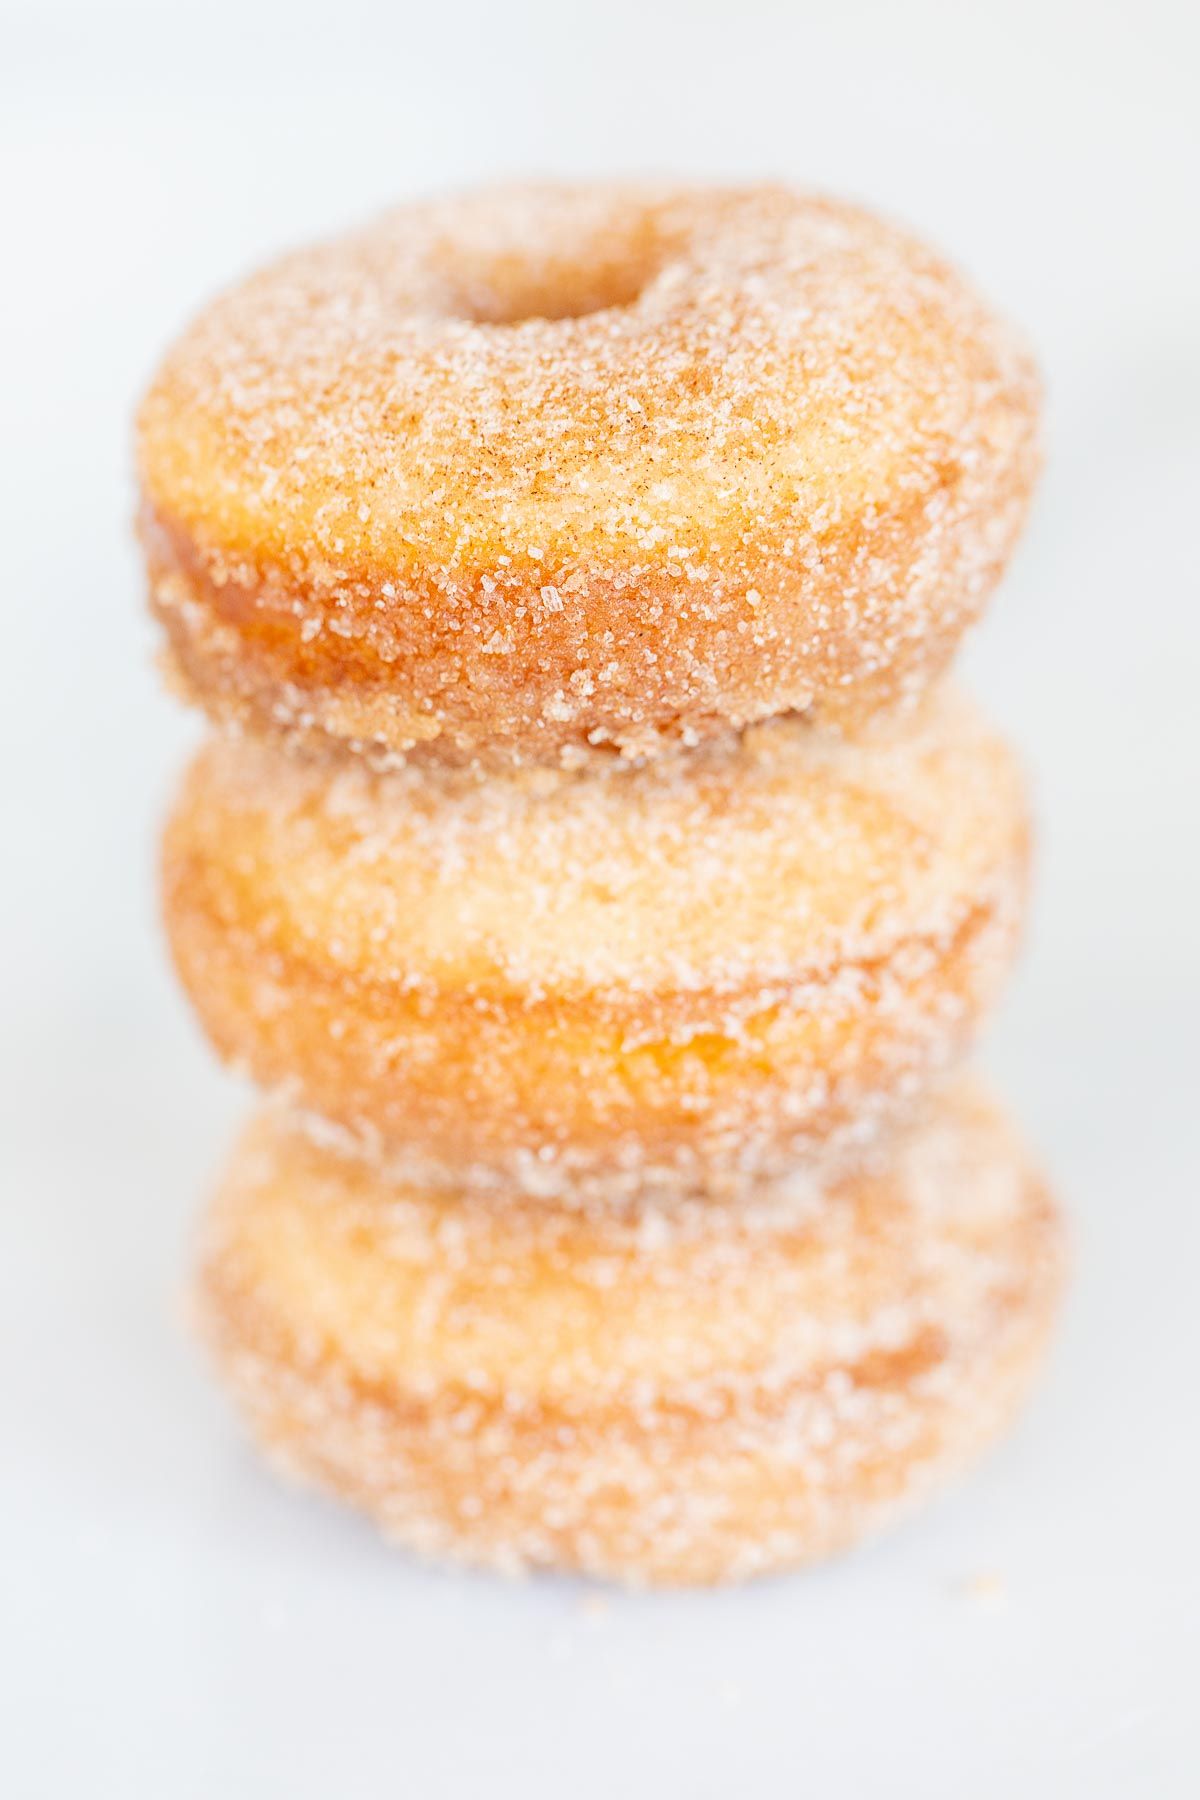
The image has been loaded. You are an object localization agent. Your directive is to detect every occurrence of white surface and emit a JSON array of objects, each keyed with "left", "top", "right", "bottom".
[{"left": 3, "top": 1, "right": 1199, "bottom": 1793}]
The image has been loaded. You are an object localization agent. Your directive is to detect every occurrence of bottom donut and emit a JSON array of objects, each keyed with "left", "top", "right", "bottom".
[{"left": 195, "top": 1079, "right": 1064, "bottom": 1586}]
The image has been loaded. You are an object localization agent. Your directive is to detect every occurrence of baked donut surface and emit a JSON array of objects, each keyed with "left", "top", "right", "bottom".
[
  {"left": 138, "top": 182, "right": 1040, "bottom": 765},
  {"left": 196, "top": 1079, "right": 1064, "bottom": 1585},
  {"left": 163, "top": 689, "right": 1029, "bottom": 1198}
]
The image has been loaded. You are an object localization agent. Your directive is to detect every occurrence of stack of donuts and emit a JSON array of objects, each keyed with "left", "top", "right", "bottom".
[{"left": 139, "top": 184, "right": 1064, "bottom": 1584}]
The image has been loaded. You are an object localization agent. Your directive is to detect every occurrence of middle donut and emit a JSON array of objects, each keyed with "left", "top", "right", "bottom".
[{"left": 164, "top": 687, "right": 1027, "bottom": 1199}]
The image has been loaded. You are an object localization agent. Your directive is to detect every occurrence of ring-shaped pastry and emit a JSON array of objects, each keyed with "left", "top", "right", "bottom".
[
  {"left": 164, "top": 689, "right": 1028, "bottom": 1198},
  {"left": 138, "top": 182, "right": 1040, "bottom": 765},
  {"left": 196, "top": 1080, "right": 1064, "bottom": 1585}
]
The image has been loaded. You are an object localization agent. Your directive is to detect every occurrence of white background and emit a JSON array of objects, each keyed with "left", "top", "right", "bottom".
[{"left": 3, "top": 0, "right": 1198, "bottom": 1793}]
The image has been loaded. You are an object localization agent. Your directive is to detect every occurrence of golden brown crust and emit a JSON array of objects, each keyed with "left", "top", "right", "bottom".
[
  {"left": 195, "top": 1081, "right": 1065, "bottom": 1584},
  {"left": 138, "top": 183, "right": 1040, "bottom": 764},
  {"left": 162, "top": 690, "right": 1029, "bottom": 1197}
]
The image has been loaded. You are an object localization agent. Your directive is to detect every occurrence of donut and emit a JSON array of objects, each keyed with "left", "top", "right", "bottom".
[
  {"left": 195, "top": 1079, "right": 1064, "bottom": 1585},
  {"left": 163, "top": 687, "right": 1029, "bottom": 1199},
  {"left": 137, "top": 182, "right": 1040, "bottom": 767}
]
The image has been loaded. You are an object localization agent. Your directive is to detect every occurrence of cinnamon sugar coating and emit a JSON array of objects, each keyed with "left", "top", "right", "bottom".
[
  {"left": 195, "top": 1080, "right": 1064, "bottom": 1585},
  {"left": 138, "top": 182, "right": 1040, "bottom": 765},
  {"left": 163, "top": 689, "right": 1029, "bottom": 1198}
]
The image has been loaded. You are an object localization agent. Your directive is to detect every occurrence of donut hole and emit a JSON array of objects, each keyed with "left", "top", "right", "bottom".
[
  {"left": 429, "top": 204, "right": 670, "bottom": 325},
  {"left": 448, "top": 252, "right": 659, "bottom": 324}
]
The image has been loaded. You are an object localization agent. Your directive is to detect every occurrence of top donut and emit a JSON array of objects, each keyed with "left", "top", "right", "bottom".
[{"left": 138, "top": 182, "right": 1040, "bottom": 764}]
